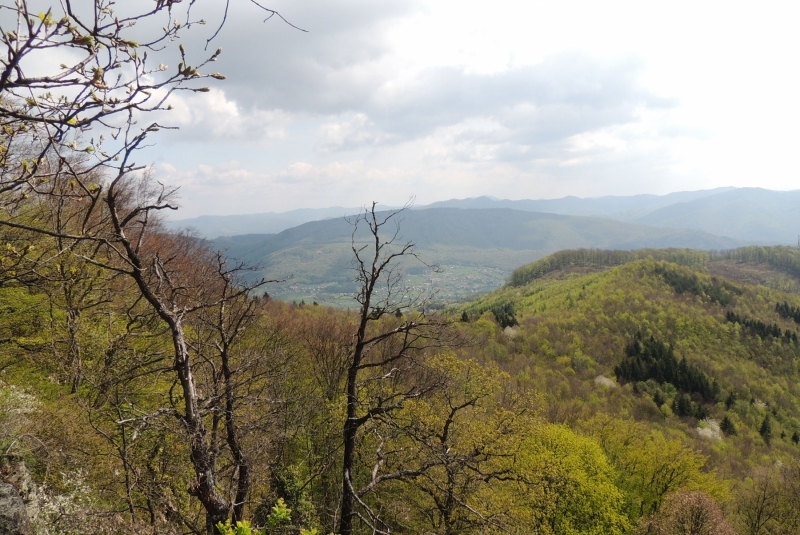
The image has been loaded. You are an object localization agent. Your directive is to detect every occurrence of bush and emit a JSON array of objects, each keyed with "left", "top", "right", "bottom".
[{"left": 638, "top": 490, "right": 736, "bottom": 535}]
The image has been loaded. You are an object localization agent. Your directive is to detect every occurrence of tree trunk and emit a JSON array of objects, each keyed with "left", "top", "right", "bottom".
[{"left": 339, "top": 361, "right": 361, "bottom": 535}]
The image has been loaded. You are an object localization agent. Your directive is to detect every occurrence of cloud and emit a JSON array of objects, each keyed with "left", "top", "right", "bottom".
[
  {"left": 156, "top": 159, "right": 410, "bottom": 217},
  {"left": 378, "top": 55, "right": 676, "bottom": 170},
  {"left": 161, "top": 88, "right": 291, "bottom": 143},
  {"left": 141, "top": 0, "right": 773, "bottom": 217},
  {"left": 369, "top": 53, "right": 671, "bottom": 144},
  {"left": 160, "top": 0, "right": 672, "bottom": 162},
  {"left": 175, "top": 0, "right": 418, "bottom": 114},
  {"left": 315, "top": 114, "right": 390, "bottom": 151}
]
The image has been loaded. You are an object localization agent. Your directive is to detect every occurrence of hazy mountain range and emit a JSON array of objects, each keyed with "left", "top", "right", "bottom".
[
  {"left": 165, "top": 206, "right": 365, "bottom": 238},
  {"left": 424, "top": 187, "right": 737, "bottom": 220},
  {"left": 168, "top": 187, "right": 799, "bottom": 245}
]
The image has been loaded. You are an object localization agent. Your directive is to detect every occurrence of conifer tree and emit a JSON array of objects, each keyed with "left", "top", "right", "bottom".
[
  {"left": 720, "top": 416, "right": 737, "bottom": 436},
  {"left": 760, "top": 415, "right": 773, "bottom": 444}
]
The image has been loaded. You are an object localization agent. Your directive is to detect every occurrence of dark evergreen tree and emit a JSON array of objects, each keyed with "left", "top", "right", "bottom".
[
  {"left": 673, "top": 393, "right": 695, "bottom": 418},
  {"left": 726, "top": 311, "right": 796, "bottom": 343},
  {"left": 759, "top": 415, "right": 773, "bottom": 444},
  {"left": 489, "top": 301, "right": 518, "bottom": 328},
  {"left": 655, "top": 265, "right": 738, "bottom": 305},
  {"left": 694, "top": 404, "right": 709, "bottom": 420},
  {"left": 776, "top": 301, "right": 800, "bottom": 324},
  {"left": 616, "top": 333, "right": 717, "bottom": 402},
  {"left": 725, "top": 391, "right": 737, "bottom": 410},
  {"left": 720, "top": 415, "right": 737, "bottom": 436}
]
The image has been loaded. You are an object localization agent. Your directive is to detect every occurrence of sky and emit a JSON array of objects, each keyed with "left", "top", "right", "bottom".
[{"left": 135, "top": 0, "right": 800, "bottom": 218}]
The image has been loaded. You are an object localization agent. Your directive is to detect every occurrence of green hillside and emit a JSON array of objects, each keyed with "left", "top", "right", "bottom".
[
  {"left": 454, "top": 248, "right": 800, "bottom": 476},
  {"left": 507, "top": 245, "right": 800, "bottom": 292},
  {"left": 214, "top": 208, "right": 740, "bottom": 306}
]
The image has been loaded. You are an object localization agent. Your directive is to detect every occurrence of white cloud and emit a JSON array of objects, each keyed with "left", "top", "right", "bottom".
[
  {"left": 163, "top": 89, "right": 290, "bottom": 143},
  {"left": 568, "top": 130, "right": 629, "bottom": 154},
  {"left": 157, "top": 159, "right": 411, "bottom": 217},
  {"left": 138, "top": 0, "right": 800, "bottom": 216},
  {"left": 316, "top": 114, "right": 390, "bottom": 151}
]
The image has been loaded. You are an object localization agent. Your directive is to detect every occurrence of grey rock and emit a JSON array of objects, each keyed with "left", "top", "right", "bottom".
[{"left": 0, "top": 458, "right": 37, "bottom": 535}]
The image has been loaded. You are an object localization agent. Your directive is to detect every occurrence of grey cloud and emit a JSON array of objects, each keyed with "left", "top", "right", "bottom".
[
  {"left": 372, "top": 54, "right": 673, "bottom": 142},
  {"left": 178, "top": 0, "right": 416, "bottom": 113},
  {"left": 315, "top": 114, "right": 390, "bottom": 151},
  {"left": 157, "top": 1, "right": 676, "bottom": 165}
]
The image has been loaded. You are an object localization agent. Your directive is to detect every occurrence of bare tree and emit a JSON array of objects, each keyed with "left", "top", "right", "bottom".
[
  {"left": 0, "top": 0, "right": 298, "bottom": 268},
  {"left": 338, "top": 202, "right": 451, "bottom": 535},
  {"left": 735, "top": 463, "right": 800, "bottom": 535},
  {"left": 640, "top": 490, "right": 736, "bottom": 535},
  {"left": 104, "top": 199, "right": 277, "bottom": 532}
]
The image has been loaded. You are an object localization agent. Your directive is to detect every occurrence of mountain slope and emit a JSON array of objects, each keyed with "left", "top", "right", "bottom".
[
  {"left": 633, "top": 187, "right": 800, "bottom": 244},
  {"left": 168, "top": 187, "right": 796, "bottom": 245},
  {"left": 425, "top": 187, "right": 799, "bottom": 244},
  {"left": 453, "top": 249, "right": 800, "bottom": 479},
  {"left": 506, "top": 246, "right": 800, "bottom": 292},
  {"left": 214, "top": 208, "right": 741, "bottom": 306}
]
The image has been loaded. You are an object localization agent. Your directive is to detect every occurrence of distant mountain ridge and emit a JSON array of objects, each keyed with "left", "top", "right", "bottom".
[
  {"left": 423, "top": 187, "right": 736, "bottom": 220},
  {"left": 634, "top": 188, "right": 800, "bottom": 244},
  {"left": 169, "top": 187, "right": 798, "bottom": 245},
  {"left": 215, "top": 208, "right": 741, "bottom": 256},
  {"left": 422, "top": 187, "right": 800, "bottom": 244},
  {"left": 165, "top": 206, "right": 365, "bottom": 238},
  {"left": 169, "top": 189, "right": 736, "bottom": 238}
]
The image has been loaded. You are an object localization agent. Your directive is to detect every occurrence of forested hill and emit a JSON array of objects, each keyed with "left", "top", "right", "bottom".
[
  {"left": 448, "top": 249, "right": 800, "bottom": 528},
  {"left": 166, "top": 188, "right": 744, "bottom": 243},
  {"left": 213, "top": 207, "right": 740, "bottom": 306},
  {"left": 169, "top": 189, "right": 735, "bottom": 239},
  {"left": 635, "top": 188, "right": 800, "bottom": 244},
  {"left": 178, "top": 187, "right": 800, "bottom": 244},
  {"left": 215, "top": 207, "right": 740, "bottom": 256},
  {"left": 458, "top": 247, "right": 800, "bottom": 450},
  {"left": 506, "top": 245, "right": 800, "bottom": 291}
]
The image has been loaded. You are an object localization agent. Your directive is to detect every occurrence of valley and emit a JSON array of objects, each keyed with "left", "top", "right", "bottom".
[{"left": 210, "top": 203, "right": 745, "bottom": 307}]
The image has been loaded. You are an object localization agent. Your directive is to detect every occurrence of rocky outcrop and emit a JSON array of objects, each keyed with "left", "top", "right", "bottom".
[{"left": 0, "top": 457, "right": 38, "bottom": 535}]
